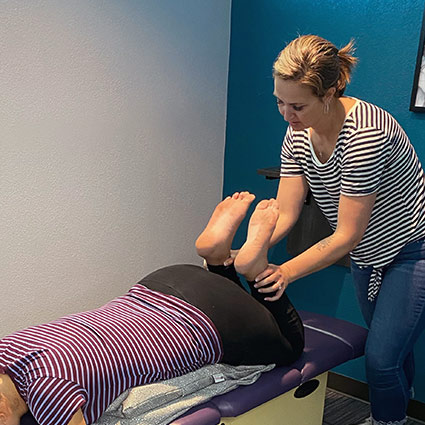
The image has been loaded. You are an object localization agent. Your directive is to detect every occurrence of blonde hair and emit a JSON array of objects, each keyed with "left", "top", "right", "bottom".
[{"left": 273, "top": 35, "right": 358, "bottom": 97}]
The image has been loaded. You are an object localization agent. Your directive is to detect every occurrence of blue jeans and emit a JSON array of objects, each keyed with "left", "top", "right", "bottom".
[{"left": 351, "top": 239, "right": 425, "bottom": 423}]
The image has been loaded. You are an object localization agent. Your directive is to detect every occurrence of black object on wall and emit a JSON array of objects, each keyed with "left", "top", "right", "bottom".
[
  {"left": 410, "top": 5, "right": 425, "bottom": 112},
  {"left": 257, "top": 166, "right": 350, "bottom": 268}
]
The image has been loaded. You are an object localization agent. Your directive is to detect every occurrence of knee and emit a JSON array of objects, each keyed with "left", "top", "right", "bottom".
[{"left": 365, "top": 348, "right": 402, "bottom": 387}]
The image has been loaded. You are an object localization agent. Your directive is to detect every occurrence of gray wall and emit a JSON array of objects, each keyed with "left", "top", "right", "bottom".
[{"left": 0, "top": 0, "right": 231, "bottom": 336}]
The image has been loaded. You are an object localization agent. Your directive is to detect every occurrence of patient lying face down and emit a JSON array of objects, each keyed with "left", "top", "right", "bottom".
[{"left": 0, "top": 193, "right": 304, "bottom": 425}]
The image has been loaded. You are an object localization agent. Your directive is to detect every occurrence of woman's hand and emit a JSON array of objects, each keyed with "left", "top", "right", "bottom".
[
  {"left": 223, "top": 249, "right": 240, "bottom": 267},
  {"left": 254, "top": 264, "right": 291, "bottom": 301},
  {"left": 202, "top": 249, "right": 239, "bottom": 270}
]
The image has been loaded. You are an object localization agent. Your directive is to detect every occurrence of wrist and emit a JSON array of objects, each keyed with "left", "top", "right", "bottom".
[{"left": 279, "top": 263, "right": 293, "bottom": 285}]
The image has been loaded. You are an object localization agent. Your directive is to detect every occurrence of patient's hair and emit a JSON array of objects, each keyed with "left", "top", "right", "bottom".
[{"left": 273, "top": 35, "right": 358, "bottom": 97}]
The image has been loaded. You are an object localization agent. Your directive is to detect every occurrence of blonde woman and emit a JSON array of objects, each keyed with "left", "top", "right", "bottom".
[{"left": 249, "top": 35, "right": 425, "bottom": 425}]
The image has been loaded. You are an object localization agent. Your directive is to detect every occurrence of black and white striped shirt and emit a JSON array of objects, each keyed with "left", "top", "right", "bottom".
[
  {"left": 280, "top": 98, "right": 425, "bottom": 300},
  {"left": 0, "top": 284, "right": 222, "bottom": 425}
]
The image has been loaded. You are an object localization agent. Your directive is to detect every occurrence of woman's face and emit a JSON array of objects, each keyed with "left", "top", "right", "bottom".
[{"left": 273, "top": 78, "right": 324, "bottom": 131}]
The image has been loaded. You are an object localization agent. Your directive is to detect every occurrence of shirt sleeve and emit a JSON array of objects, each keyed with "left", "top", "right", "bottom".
[
  {"left": 341, "top": 128, "right": 392, "bottom": 196},
  {"left": 27, "top": 377, "right": 87, "bottom": 425},
  {"left": 280, "top": 127, "right": 304, "bottom": 177}
]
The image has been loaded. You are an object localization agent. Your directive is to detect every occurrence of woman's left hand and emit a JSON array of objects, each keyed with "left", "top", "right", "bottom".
[{"left": 254, "top": 264, "right": 290, "bottom": 301}]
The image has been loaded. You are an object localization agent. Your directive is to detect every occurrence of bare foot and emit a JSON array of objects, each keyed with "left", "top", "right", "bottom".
[
  {"left": 196, "top": 192, "right": 256, "bottom": 265},
  {"left": 234, "top": 199, "right": 279, "bottom": 281}
]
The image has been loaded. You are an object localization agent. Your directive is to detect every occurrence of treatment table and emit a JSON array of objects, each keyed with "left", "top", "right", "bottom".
[{"left": 171, "top": 310, "right": 368, "bottom": 425}]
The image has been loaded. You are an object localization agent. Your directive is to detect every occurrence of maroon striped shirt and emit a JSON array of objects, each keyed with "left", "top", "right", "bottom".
[{"left": 0, "top": 284, "right": 223, "bottom": 425}]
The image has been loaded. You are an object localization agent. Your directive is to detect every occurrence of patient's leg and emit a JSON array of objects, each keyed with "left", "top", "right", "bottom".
[
  {"left": 234, "top": 199, "right": 279, "bottom": 281},
  {"left": 233, "top": 199, "right": 305, "bottom": 357},
  {"left": 195, "top": 191, "right": 255, "bottom": 266},
  {"left": 197, "top": 196, "right": 304, "bottom": 358}
]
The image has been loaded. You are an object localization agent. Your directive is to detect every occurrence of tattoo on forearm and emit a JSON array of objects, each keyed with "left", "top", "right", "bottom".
[{"left": 316, "top": 236, "right": 334, "bottom": 252}]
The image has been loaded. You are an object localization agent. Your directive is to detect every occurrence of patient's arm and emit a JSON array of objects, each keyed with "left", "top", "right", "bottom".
[{"left": 67, "top": 409, "right": 87, "bottom": 425}]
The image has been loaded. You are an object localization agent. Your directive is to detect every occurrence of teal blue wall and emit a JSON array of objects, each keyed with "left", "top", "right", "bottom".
[{"left": 224, "top": 0, "right": 425, "bottom": 402}]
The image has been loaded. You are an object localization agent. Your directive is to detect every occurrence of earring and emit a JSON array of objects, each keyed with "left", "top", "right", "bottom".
[{"left": 324, "top": 102, "right": 330, "bottom": 114}]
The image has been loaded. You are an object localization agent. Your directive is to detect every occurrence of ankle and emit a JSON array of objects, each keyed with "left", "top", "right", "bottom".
[
  {"left": 196, "top": 244, "right": 229, "bottom": 265},
  {"left": 234, "top": 256, "right": 267, "bottom": 281}
]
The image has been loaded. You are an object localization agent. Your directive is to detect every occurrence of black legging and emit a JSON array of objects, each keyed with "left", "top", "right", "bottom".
[{"left": 139, "top": 263, "right": 304, "bottom": 366}]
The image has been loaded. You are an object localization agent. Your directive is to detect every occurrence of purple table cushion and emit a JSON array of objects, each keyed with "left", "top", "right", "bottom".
[
  {"left": 209, "top": 367, "right": 301, "bottom": 417},
  {"left": 292, "top": 326, "right": 356, "bottom": 382},
  {"left": 291, "top": 311, "right": 367, "bottom": 382},
  {"left": 299, "top": 310, "right": 368, "bottom": 359},
  {"left": 178, "top": 311, "right": 368, "bottom": 421},
  {"left": 169, "top": 402, "right": 221, "bottom": 425}
]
